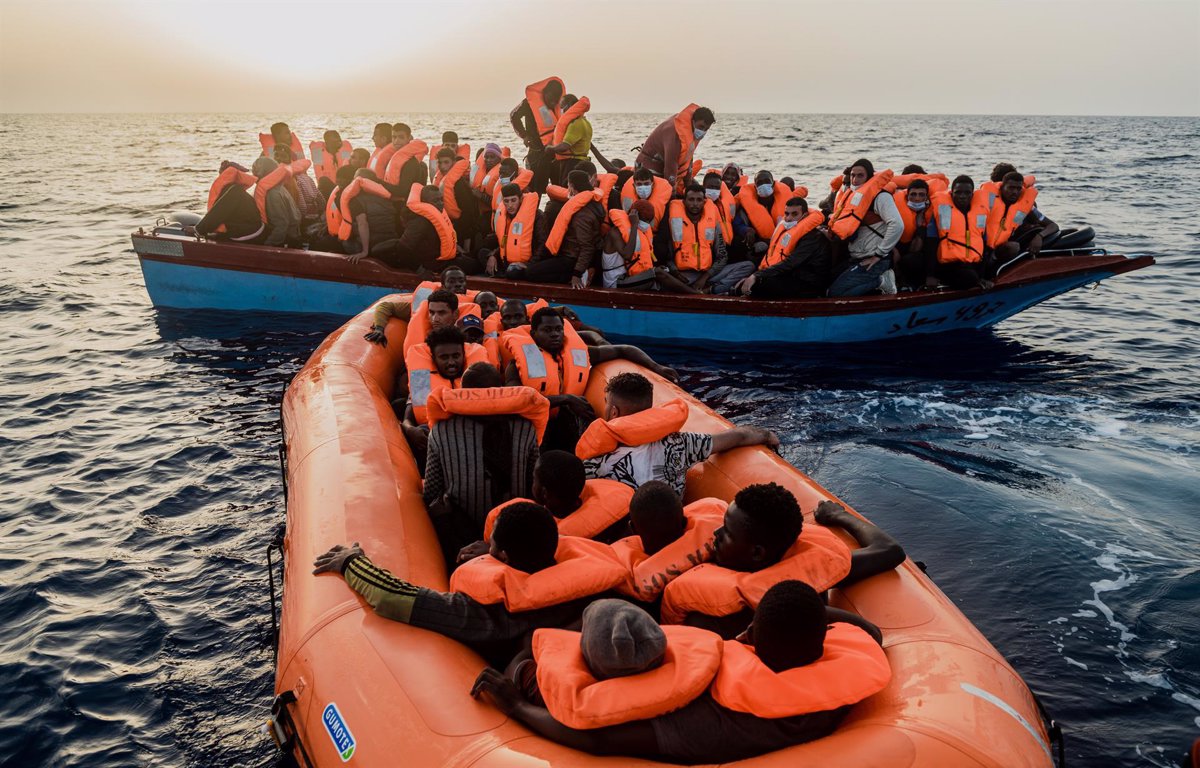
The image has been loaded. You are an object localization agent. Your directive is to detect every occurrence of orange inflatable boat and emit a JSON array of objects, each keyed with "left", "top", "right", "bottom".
[{"left": 271, "top": 297, "right": 1061, "bottom": 767}]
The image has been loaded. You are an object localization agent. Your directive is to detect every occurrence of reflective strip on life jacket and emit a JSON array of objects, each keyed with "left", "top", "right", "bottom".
[
  {"left": 667, "top": 199, "right": 719, "bottom": 271},
  {"left": 985, "top": 184, "right": 1038, "bottom": 248},
  {"left": 495, "top": 192, "right": 540, "bottom": 265},
  {"left": 526, "top": 76, "right": 566, "bottom": 142},
  {"left": 619, "top": 177, "right": 673, "bottom": 230},
  {"left": 932, "top": 189, "right": 989, "bottom": 264}
]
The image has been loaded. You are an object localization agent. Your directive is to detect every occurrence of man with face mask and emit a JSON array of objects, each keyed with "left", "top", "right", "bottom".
[
  {"left": 634, "top": 105, "right": 715, "bottom": 194},
  {"left": 826, "top": 158, "right": 904, "bottom": 297},
  {"left": 891, "top": 178, "right": 934, "bottom": 289}
]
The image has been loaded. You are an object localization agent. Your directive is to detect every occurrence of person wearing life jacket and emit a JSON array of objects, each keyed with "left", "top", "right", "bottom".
[
  {"left": 619, "top": 169, "right": 673, "bottom": 232},
  {"left": 826, "top": 158, "right": 904, "bottom": 297},
  {"left": 366, "top": 122, "right": 393, "bottom": 176},
  {"left": 503, "top": 308, "right": 678, "bottom": 451},
  {"left": 988, "top": 170, "right": 1058, "bottom": 263},
  {"left": 349, "top": 147, "right": 370, "bottom": 171},
  {"left": 404, "top": 324, "right": 490, "bottom": 429},
  {"left": 609, "top": 480, "right": 726, "bottom": 602},
  {"left": 421, "top": 362, "right": 548, "bottom": 566},
  {"left": 928, "top": 175, "right": 993, "bottom": 289},
  {"left": 259, "top": 122, "right": 304, "bottom": 161},
  {"left": 192, "top": 161, "right": 264, "bottom": 243},
  {"left": 578, "top": 372, "right": 778, "bottom": 498},
  {"left": 392, "top": 183, "right": 467, "bottom": 272},
  {"left": 314, "top": 500, "right": 627, "bottom": 657},
  {"left": 890, "top": 177, "right": 936, "bottom": 290},
  {"left": 428, "top": 130, "right": 471, "bottom": 182},
  {"left": 339, "top": 168, "right": 402, "bottom": 265},
  {"left": 511, "top": 77, "right": 566, "bottom": 193},
  {"left": 310, "top": 129, "right": 352, "bottom": 197},
  {"left": 542, "top": 93, "right": 593, "bottom": 185},
  {"left": 599, "top": 200, "right": 659, "bottom": 290},
  {"left": 364, "top": 287, "right": 461, "bottom": 355},
  {"left": 480, "top": 183, "right": 547, "bottom": 277},
  {"left": 733, "top": 170, "right": 791, "bottom": 258},
  {"left": 381, "top": 122, "right": 429, "bottom": 201},
  {"left": 659, "top": 184, "right": 756, "bottom": 295},
  {"left": 545, "top": 160, "right": 619, "bottom": 221},
  {"left": 271, "top": 143, "right": 325, "bottom": 228},
  {"left": 700, "top": 171, "right": 738, "bottom": 243},
  {"left": 732, "top": 197, "right": 831, "bottom": 299},
  {"left": 511, "top": 170, "right": 605, "bottom": 287},
  {"left": 433, "top": 147, "right": 480, "bottom": 253},
  {"left": 471, "top": 580, "right": 890, "bottom": 763},
  {"left": 634, "top": 104, "right": 715, "bottom": 195},
  {"left": 250, "top": 156, "right": 303, "bottom": 248}
]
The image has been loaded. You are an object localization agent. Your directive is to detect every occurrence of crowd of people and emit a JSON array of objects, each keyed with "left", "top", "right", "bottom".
[
  {"left": 307, "top": 270, "right": 909, "bottom": 762},
  {"left": 193, "top": 77, "right": 1058, "bottom": 298}
]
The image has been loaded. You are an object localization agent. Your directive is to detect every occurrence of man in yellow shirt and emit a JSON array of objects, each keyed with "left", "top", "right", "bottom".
[{"left": 544, "top": 94, "right": 592, "bottom": 186}]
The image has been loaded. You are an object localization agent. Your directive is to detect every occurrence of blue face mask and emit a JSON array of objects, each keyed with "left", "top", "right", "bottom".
[
  {"left": 635, "top": 184, "right": 652, "bottom": 199},
  {"left": 693, "top": 127, "right": 707, "bottom": 140},
  {"left": 907, "top": 200, "right": 928, "bottom": 212},
  {"left": 756, "top": 183, "right": 774, "bottom": 197}
]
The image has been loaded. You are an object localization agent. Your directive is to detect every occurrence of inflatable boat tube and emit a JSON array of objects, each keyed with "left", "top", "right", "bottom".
[{"left": 274, "top": 297, "right": 1058, "bottom": 767}]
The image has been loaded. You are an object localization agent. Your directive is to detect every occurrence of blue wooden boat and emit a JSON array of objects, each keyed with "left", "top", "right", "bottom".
[{"left": 131, "top": 230, "right": 1152, "bottom": 345}]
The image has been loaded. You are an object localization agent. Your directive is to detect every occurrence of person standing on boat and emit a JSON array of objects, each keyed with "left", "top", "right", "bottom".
[
  {"left": 542, "top": 93, "right": 592, "bottom": 186},
  {"left": 826, "top": 159, "right": 903, "bottom": 297},
  {"left": 732, "top": 197, "right": 830, "bottom": 299},
  {"left": 511, "top": 77, "right": 566, "bottom": 194},
  {"left": 634, "top": 104, "right": 715, "bottom": 195}
]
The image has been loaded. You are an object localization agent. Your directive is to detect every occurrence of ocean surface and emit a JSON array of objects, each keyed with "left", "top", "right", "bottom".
[{"left": 0, "top": 111, "right": 1197, "bottom": 767}]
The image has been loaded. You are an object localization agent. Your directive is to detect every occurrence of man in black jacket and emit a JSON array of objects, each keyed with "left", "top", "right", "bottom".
[{"left": 732, "top": 198, "right": 831, "bottom": 299}]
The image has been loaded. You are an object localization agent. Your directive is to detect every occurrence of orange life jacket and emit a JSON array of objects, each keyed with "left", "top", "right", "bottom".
[
  {"left": 259, "top": 132, "right": 304, "bottom": 159},
  {"left": 710, "top": 181, "right": 738, "bottom": 242},
  {"left": 761, "top": 210, "right": 826, "bottom": 270},
  {"left": 382, "top": 140, "right": 429, "bottom": 186},
  {"left": 619, "top": 177, "right": 673, "bottom": 230},
  {"left": 985, "top": 184, "right": 1038, "bottom": 248},
  {"left": 494, "top": 301, "right": 549, "bottom": 366},
  {"left": 336, "top": 177, "right": 392, "bottom": 241},
  {"left": 367, "top": 144, "right": 397, "bottom": 178},
  {"left": 552, "top": 96, "right": 591, "bottom": 159},
  {"left": 605, "top": 210, "right": 656, "bottom": 277},
  {"left": 449, "top": 535, "right": 625, "bottom": 611},
  {"left": 411, "top": 279, "right": 481, "bottom": 309},
  {"left": 429, "top": 144, "right": 471, "bottom": 182},
  {"left": 404, "top": 341, "right": 490, "bottom": 425},
  {"left": 575, "top": 398, "right": 690, "bottom": 460},
  {"left": 503, "top": 323, "right": 592, "bottom": 397},
  {"left": 405, "top": 183, "right": 458, "bottom": 260},
  {"left": 737, "top": 182, "right": 793, "bottom": 240},
  {"left": 254, "top": 160, "right": 312, "bottom": 222},
  {"left": 667, "top": 199, "right": 720, "bottom": 271},
  {"left": 670, "top": 104, "right": 703, "bottom": 194},
  {"left": 828, "top": 170, "right": 895, "bottom": 240},
  {"left": 425, "top": 385, "right": 550, "bottom": 443},
  {"left": 548, "top": 174, "right": 617, "bottom": 207},
  {"left": 482, "top": 478, "right": 634, "bottom": 541},
  {"left": 494, "top": 192, "right": 540, "bottom": 265},
  {"left": 309, "top": 140, "right": 352, "bottom": 183},
  {"left": 525, "top": 76, "right": 566, "bottom": 144},
  {"left": 487, "top": 168, "right": 534, "bottom": 214},
  {"left": 403, "top": 299, "right": 483, "bottom": 353},
  {"left": 710, "top": 626, "right": 892, "bottom": 718},
  {"left": 611, "top": 497, "right": 727, "bottom": 601},
  {"left": 325, "top": 186, "right": 342, "bottom": 237},
  {"left": 533, "top": 624, "right": 724, "bottom": 729},
  {"left": 470, "top": 154, "right": 502, "bottom": 190},
  {"left": 980, "top": 175, "right": 1037, "bottom": 210},
  {"left": 931, "top": 189, "right": 990, "bottom": 264},
  {"left": 659, "top": 525, "right": 853, "bottom": 624},
  {"left": 544, "top": 190, "right": 602, "bottom": 256},
  {"left": 885, "top": 172, "right": 948, "bottom": 195},
  {"left": 207, "top": 166, "right": 258, "bottom": 234},
  {"left": 435, "top": 158, "right": 472, "bottom": 221},
  {"left": 892, "top": 190, "right": 931, "bottom": 245}
]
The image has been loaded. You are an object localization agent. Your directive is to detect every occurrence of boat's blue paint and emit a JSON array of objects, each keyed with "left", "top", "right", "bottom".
[{"left": 138, "top": 257, "right": 1115, "bottom": 344}]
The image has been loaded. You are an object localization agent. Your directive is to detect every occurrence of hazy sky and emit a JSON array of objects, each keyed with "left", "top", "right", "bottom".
[{"left": 2, "top": 0, "right": 1198, "bottom": 115}]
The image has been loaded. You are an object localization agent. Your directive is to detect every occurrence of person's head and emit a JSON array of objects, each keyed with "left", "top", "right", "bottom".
[
  {"left": 475, "top": 291, "right": 498, "bottom": 318},
  {"left": 425, "top": 324, "right": 467, "bottom": 380},
  {"left": 490, "top": 501, "right": 559, "bottom": 573},
  {"left": 251, "top": 156, "right": 278, "bottom": 179},
  {"left": 483, "top": 143, "right": 503, "bottom": 169},
  {"left": 901, "top": 164, "right": 926, "bottom": 175},
  {"left": 462, "top": 361, "right": 503, "bottom": 388},
  {"left": 575, "top": 159, "right": 599, "bottom": 187},
  {"left": 335, "top": 165, "right": 356, "bottom": 189},
  {"left": 457, "top": 313, "right": 485, "bottom": 344},
  {"left": 630, "top": 199, "right": 655, "bottom": 230},
  {"left": 355, "top": 168, "right": 380, "bottom": 183},
  {"left": 722, "top": 163, "right": 742, "bottom": 189},
  {"left": 781, "top": 196, "right": 808, "bottom": 226},
  {"left": 439, "top": 266, "right": 467, "bottom": 295},
  {"left": 683, "top": 183, "right": 706, "bottom": 217},
  {"left": 754, "top": 170, "right": 775, "bottom": 197},
  {"left": 702, "top": 172, "right": 723, "bottom": 202},
  {"left": 603, "top": 371, "right": 653, "bottom": 421},
  {"left": 500, "top": 299, "right": 529, "bottom": 330},
  {"left": 567, "top": 169, "right": 592, "bottom": 195},
  {"left": 712, "top": 482, "right": 802, "bottom": 571},
  {"left": 632, "top": 168, "right": 654, "bottom": 199},
  {"left": 999, "top": 171, "right": 1026, "bottom": 205},
  {"left": 441, "top": 130, "right": 459, "bottom": 152},
  {"left": 501, "top": 184, "right": 523, "bottom": 216},
  {"left": 349, "top": 148, "right": 370, "bottom": 169},
  {"left": 372, "top": 122, "right": 392, "bottom": 149},
  {"left": 420, "top": 184, "right": 444, "bottom": 210},
  {"left": 780, "top": 176, "right": 796, "bottom": 191},
  {"left": 530, "top": 307, "right": 565, "bottom": 354},
  {"left": 272, "top": 143, "right": 292, "bottom": 165},
  {"left": 425, "top": 288, "right": 459, "bottom": 330},
  {"left": 391, "top": 122, "right": 412, "bottom": 148},
  {"left": 849, "top": 159, "right": 875, "bottom": 189},
  {"left": 748, "top": 580, "right": 828, "bottom": 671},
  {"left": 270, "top": 122, "right": 291, "bottom": 144},
  {"left": 580, "top": 600, "right": 667, "bottom": 680},
  {"left": 561, "top": 93, "right": 579, "bottom": 110},
  {"left": 951, "top": 175, "right": 975, "bottom": 210},
  {"left": 543, "top": 79, "right": 564, "bottom": 107},
  {"left": 691, "top": 107, "right": 715, "bottom": 139},
  {"left": 498, "top": 157, "right": 520, "bottom": 183},
  {"left": 436, "top": 147, "right": 456, "bottom": 174},
  {"left": 629, "top": 480, "right": 686, "bottom": 556},
  {"left": 990, "top": 162, "right": 1017, "bottom": 183},
  {"left": 906, "top": 178, "right": 930, "bottom": 208},
  {"left": 532, "top": 450, "right": 587, "bottom": 515},
  {"left": 323, "top": 130, "right": 343, "bottom": 152}
]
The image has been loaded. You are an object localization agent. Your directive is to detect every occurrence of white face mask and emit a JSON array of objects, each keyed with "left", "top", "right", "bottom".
[
  {"left": 849, "top": 183, "right": 862, "bottom": 191},
  {"left": 693, "top": 127, "right": 707, "bottom": 140},
  {"left": 637, "top": 220, "right": 651, "bottom": 232},
  {"left": 756, "top": 183, "right": 774, "bottom": 197},
  {"left": 781, "top": 218, "right": 798, "bottom": 230},
  {"left": 907, "top": 200, "right": 928, "bottom": 212},
  {"left": 635, "top": 184, "right": 652, "bottom": 199},
  {"left": 704, "top": 188, "right": 721, "bottom": 201}
]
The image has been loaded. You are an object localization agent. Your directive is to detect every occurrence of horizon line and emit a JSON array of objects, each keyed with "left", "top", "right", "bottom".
[{"left": 2, "top": 110, "right": 1197, "bottom": 119}]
